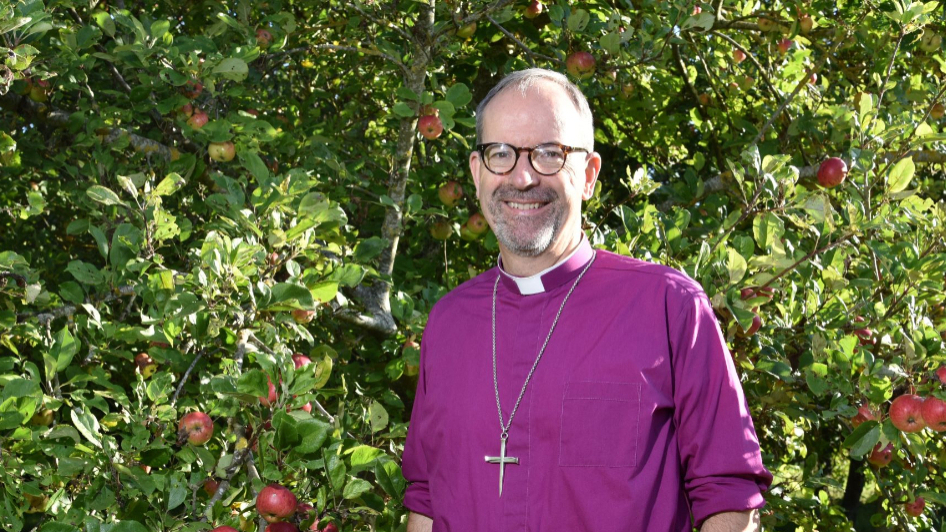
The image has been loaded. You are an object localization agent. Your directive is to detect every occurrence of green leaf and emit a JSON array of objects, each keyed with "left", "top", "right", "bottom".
[
  {"left": 368, "top": 401, "right": 388, "bottom": 433},
  {"left": 886, "top": 156, "right": 915, "bottom": 194},
  {"left": 295, "top": 419, "right": 332, "bottom": 454},
  {"left": 49, "top": 326, "right": 78, "bottom": 373},
  {"left": 66, "top": 260, "right": 105, "bottom": 285},
  {"left": 445, "top": 84, "right": 472, "bottom": 108},
  {"left": 393, "top": 102, "right": 414, "bottom": 117},
  {"left": 153, "top": 172, "right": 186, "bottom": 197},
  {"left": 349, "top": 445, "right": 383, "bottom": 468},
  {"left": 354, "top": 237, "right": 387, "bottom": 263},
  {"left": 342, "top": 478, "right": 373, "bottom": 499},
  {"left": 374, "top": 461, "right": 404, "bottom": 498},
  {"left": 567, "top": 9, "right": 590, "bottom": 32},
  {"left": 726, "top": 247, "right": 747, "bottom": 284},
  {"left": 240, "top": 152, "right": 270, "bottom": 183},
  {"left": 236, "top": 370, "right": 270, "bottom": 398},
  {"left": 70, "top": 406, "right": 102, "bottom": 448},
  {"left": 86, "top": 185, "right": 127, "bottom": 208},
  {"left": 213, "top": 58, "right": 248, "bottom": 81},
  {"left": 270, "top": 282, "right": 316, "bottom": 309},
  {"left": 843, "top": 420, "right": 880, "bottom": 457},
  {"left": 109, "top": 521, "right": 150, "bottom": 532}
]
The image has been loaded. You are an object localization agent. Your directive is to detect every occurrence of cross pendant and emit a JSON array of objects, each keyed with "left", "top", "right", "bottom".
[{"left": 485, "top": 435, "right": 519, "bottom": 496}]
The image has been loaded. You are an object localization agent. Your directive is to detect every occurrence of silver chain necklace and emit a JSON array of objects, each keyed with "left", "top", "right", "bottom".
[{"left": 484, "top": 251, "right": 596, "bottom": 496}]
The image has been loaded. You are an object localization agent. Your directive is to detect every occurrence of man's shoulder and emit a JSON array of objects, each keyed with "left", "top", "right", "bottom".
[
  {"left": 592, "top": 249, "right": 706, "bottom": 299},
  {"left": 429, "top": 266, "right": 498, "bottom": 317}
]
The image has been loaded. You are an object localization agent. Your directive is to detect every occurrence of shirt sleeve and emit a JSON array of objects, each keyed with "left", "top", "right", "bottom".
[
  {"left": 401, "top": 335, "right": 433, "bottom": 518},
  {"left": 669, "top": 290, "right": 773, "bottom": 528}
]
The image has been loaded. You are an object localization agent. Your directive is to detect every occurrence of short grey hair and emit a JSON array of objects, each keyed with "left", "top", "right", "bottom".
[{"left": 474, "top": 68, "right": 595, "bottom": 151}]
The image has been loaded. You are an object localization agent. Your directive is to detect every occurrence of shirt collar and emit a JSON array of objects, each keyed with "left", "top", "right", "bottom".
[{"left": 497, "top": 236, "right": 594, "bottom": 296}]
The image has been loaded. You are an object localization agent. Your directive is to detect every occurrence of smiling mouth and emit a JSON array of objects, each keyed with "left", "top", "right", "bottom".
[{"left": 505, "top": 201, "right": 548, "bottom": 210}]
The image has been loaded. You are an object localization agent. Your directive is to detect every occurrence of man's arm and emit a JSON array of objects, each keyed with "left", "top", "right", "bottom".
[
  {"left": 701, "top": 510, "right": 760, "bottom": 532},
  {"left": 407, "top": 512, "right": 433, "bottom": 532}
]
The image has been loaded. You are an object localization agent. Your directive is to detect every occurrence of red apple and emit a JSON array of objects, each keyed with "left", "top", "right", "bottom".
[
  {"left": 778, "top": 38, "right": 793, "bottom": 55},
  {"left": 904, "top": 497, "right": 926, "bottom": 517},
  {"left": 139, "top": 464, "right": 151, "bottom": 474},
  {"left": 187, "top": 110, "right": 209, "bottom": 129},
  {"left": 211, "top": 527, "right": 240, "bottom": 532},
  {"left": 257, "top": 484, "right": 298, "bottom": 523},
  {"left": 257, "top": 29, "right": 273, "bottom": 48},
  {"left": 817, "top": 157, "right": 847, "bottom": 188},
  {"left": 246, "top": 109, "right": 259, "bottom": 117},
  {"left": 319, "top": 524, "right": 339, "bottom": 532},
  {"left": 851, "top": 404, "right": 879, "bottom": 428},
  {"left": 808, "top": 72, "right": 818, "bottom": 85},
  {"left": 438, "top": 181, "right": 463, "bottom": 207},
  {"left": 265, "top": 523, "right": 298, "bottom": 532},
  {"left": 182, "top": 79, "right": 203, "bottom": 99},
  {"left": 418, "top": 115, "right": 443, "bottom": 140},
  {"left": 692, "top": 4, "right": 702, "bottom": 15},
  {"left": 456, "top": 22, "right": 477, "bottom": 39},
  {"left": 178, "top": 411, "right": 214, "bottom": 445},
  {"left": 935, "top": 365, "right": 946, "bottom": 385},
  {"left": 259, "top": 377, "right": 278, "bottom": 407},
  {"left": 292, "top": 309, "right": 316, "bottom": 324},
  {"left": 889, "top": 394, "right": 926, "bottom": 433},
  {"left": 697, "top": 93, "right": 711, "bottom": 106},
  {"left": 28, "top": 79, "right": 50, "bottom": 103},
  {"left": 467, "top": 213, "right": 488, "bottom": 235},
  {"left": 921, "top": 396, "right": 946, "bottom": 431},
  {"left": 866, "top": 442, "right": 893, "bottom": 467},
  {"left": 525, "top": 1, "right": 543, "bottom": 19},
  {"left": 178, "top": 103, "right": 194, "bottom": 117},
  {"left": 853, "top": 316, "right": 874, "bottom": 346},
  {"left": 292, "top": 354, "right": 312, "bottom": 369},
  {"left": 208, "top": 141, "right": 236, "bottom": 162},
  {"left": 565, "top": 51, "right": 596, "bottom": 79},
  {"left": 931, "top": 103, "right": 945, "bottom": 119},
  {"left": 203, "top": 478, "right": 220, "bottom": 496},
  {"left": 733, "top": 49, "right": 747, "bottom": 63}
]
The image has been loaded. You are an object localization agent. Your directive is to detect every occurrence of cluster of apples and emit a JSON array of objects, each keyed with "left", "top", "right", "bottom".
[
  {"left": 207, "top": 483, "right": 339, "bottom": 532},
  {"left": 855, "top": 367, "right": 946, "bottom": 517},
  {"left": 175, "top": 78, "right": 236, "bottom": 162},
  {"left": 429, "top": 181, "right": 488, "bottom": 242}
]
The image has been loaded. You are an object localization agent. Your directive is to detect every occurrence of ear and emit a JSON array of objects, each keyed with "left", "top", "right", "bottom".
[
  {"left": 469, "top": 151, "right": 483, "bottom": 196},
  {"left": 581, "top": 151, "right": 602, "bottom": 200}
]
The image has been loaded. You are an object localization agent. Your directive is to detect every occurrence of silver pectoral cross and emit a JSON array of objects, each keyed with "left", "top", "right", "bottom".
[{"left": 485, "top": 434, "right": 519, "bottom": 496}]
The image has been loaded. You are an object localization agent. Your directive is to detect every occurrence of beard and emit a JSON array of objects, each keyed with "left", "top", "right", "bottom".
[{"left": 484, "top": 184, "right": 565, "bottom": 257}]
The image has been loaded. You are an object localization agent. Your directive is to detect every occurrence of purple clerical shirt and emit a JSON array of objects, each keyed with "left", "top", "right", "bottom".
[{"left": 402, "top": 239, "right": 772, "bottom": 531}]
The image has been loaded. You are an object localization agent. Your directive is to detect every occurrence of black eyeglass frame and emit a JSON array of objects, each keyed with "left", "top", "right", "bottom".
[{"left": 474, "top": 142, "right": 590, "bottom": 176}]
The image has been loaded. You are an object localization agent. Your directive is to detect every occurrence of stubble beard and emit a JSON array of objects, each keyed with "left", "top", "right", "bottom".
[{"left": 485, "top": 185, "right": 565, "bottom": 257}]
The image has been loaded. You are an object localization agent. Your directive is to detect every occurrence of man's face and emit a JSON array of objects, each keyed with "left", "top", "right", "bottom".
[{"left": 469, "top": 81, "right": 600, "bottom": 260}]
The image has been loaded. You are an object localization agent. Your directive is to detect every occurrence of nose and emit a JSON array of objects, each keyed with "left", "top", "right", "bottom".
[{"left": 507, "top": 149, "right": 538, "bottom": 189}]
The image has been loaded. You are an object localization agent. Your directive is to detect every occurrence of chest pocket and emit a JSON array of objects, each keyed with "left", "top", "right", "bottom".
[{"left": 559, "top": 381, "right": 641, "bottom": 468}]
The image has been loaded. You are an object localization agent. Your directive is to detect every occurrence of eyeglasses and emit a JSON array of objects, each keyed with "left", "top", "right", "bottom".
[{"left": 475, "top": 142, "right": 589, "bottom": 176}]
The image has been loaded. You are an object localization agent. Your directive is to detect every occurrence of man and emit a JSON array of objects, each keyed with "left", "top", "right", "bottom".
[{"left": 401, "top": 68, "right": 772, "bottom": 532}]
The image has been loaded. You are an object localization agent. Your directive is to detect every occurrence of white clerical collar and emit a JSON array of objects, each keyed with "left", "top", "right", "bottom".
[{"left": 497, "top": 236, "right": 594, "bottom": 296}]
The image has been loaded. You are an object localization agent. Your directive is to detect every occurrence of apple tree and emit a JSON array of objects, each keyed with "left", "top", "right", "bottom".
[{"left": 1, "top": 0, "right": 946, "bottom": 531}]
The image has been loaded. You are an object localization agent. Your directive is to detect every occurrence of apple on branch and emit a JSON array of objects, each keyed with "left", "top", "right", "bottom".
[
  {"left": 259, "top": 376, "right": 279, "bottom": 407},
  {"left": 456, "top": 22, "right": 477, "bottom": 39},
  {"left": 817, "top": 157, "right": 847, "bottom": 188},
  {"left": 466, "top": 212, "right": 488, "bottom": 236},
  {"left": 798, "top": 14, "right": 813, "bottom": 34},
  {"left": 778, "top": 38, "right": 793, "bottom": 55},
  {"left": 438, "top": 181, "right": 463, "bottom": 207},
  {"left": 921, "top": 396, "right": 946, "bottom": 431},
  {"left": 257, "top": 484, "right": 298, "bottom": 523},
  {"left": 931, "top": 103, "right": 945, "bottom": 120},
  {"left": 565, "top": 51, "right": 596, "bottom": 79},
  {"left": 266, "top": 523, "right": 299, "bottom": 532},
  {"left": 524, "top": 1, "right": 543, "bottom": 19},
  {"left": 904, "top": 497, "right": 926, "bottom": 517},
  {"left": 418, "top": 115, "right": 443, "bottom": 140},
  {"left": 182, "top": 79, "right": 203, "bottom": 99},
  {"left": 430, "top": 220, "right": 453, "bottom": 240},
  {"left": 866, "top": 442, "right": 893, "bottom": 468},
  {"left": 257, "top": 28, "right": 273, "bottom": 48},
  {"left": 134, "top": 352, "right": 158, "bottom": 378},
  {"left": 889, "top": 394, "right": 926, "bottom": 433},
  {"left": 187, "top": 110, "right": 208, "bottom": 130},
  {"left": 178, "top": 411, "right": 214, "bottom": 445},
  {"left": 203, "top": 478, "right": 220, "bottom": 497},
  {"left": 292, "top": 308, "right": 316, "bottom": 324},
  {"left": 850, "top": 404, "right": 879, "bottom": 428},
  {"left": 208, "top": 141, "right": 236, "bottom": 162},
  {"left": 733, "top": 49, "right": 747, "bottom": 63}
]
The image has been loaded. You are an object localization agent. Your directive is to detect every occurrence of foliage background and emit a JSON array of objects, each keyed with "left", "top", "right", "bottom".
[{"left": 2, "top": 0, "right": 946, "bottom": 530}]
